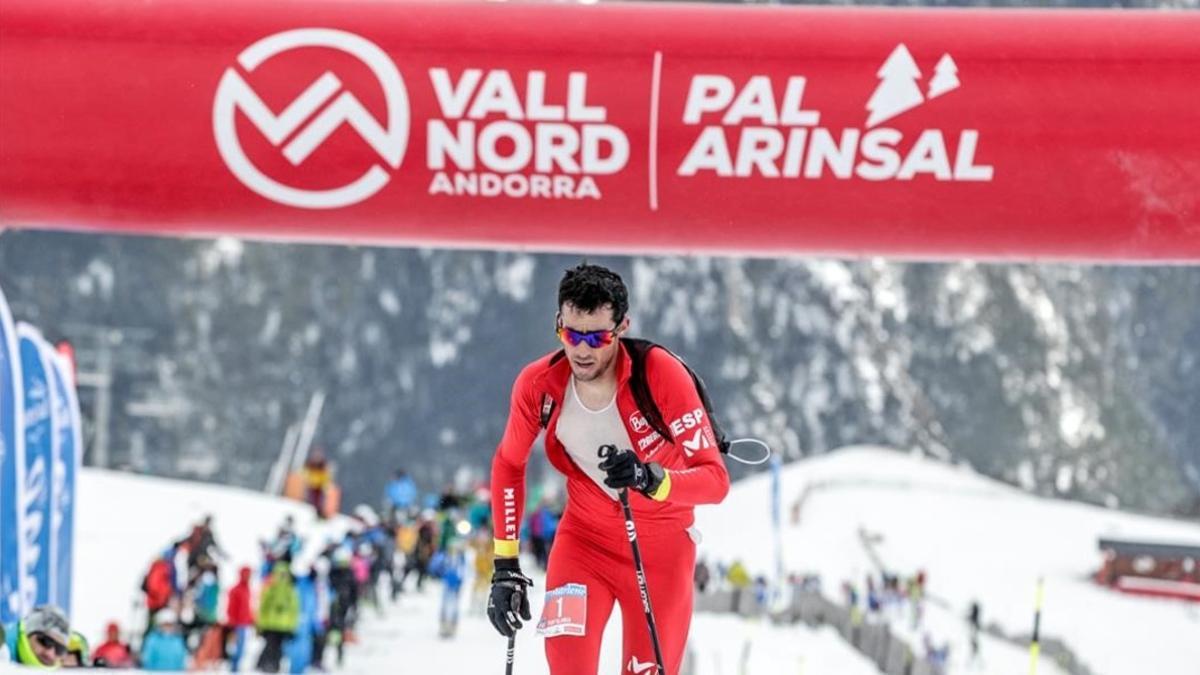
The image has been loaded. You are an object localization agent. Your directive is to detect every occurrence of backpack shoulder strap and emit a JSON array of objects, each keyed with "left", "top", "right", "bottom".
[
  {"left": 622, "top": 338, "right": 675, "bottom": 443},
  {"left": 623, "top": 337, "right": 732, "bottom": 455}
]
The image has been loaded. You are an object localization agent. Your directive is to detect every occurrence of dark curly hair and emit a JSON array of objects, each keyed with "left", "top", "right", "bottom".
[{"left": 557, "top": 262, "right": 628, "bottom": 324}]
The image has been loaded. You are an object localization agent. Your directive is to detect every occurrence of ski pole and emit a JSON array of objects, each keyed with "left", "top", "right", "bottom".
[
  {"left": 599, "top": 444, "right": 668, "bottom": 675},
  {"left": 506, "top": 634, "right": 515, "bottom": 675},
  {"left": 1028, "top": 577, "right": 1044, "bottom": 675}
]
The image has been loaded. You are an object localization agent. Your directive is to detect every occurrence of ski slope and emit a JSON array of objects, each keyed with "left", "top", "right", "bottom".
[
  {"left": 72, "top": 469, "right": 331, "bottom": 647},
  {"left": 339, "top": 574, "right": 879, "bottom": 675},
  {"left": 63, "top": 468, "right": 876, "bottom": 674},
  {"left": 57, "top": 449, "right": 1200, "bottom": 674},
  {"left": 694, "top": 446, "right": 1200, "bottom": 675}
]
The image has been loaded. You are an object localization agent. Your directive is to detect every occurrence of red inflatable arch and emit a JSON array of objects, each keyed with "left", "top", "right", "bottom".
[{"left": 1, "top": 1, "right": 1198, "bottom": 261}]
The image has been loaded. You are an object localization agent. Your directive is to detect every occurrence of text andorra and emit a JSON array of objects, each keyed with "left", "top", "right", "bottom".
[{"left": 426, "top": 69, "right": 627, "bottom": 200}]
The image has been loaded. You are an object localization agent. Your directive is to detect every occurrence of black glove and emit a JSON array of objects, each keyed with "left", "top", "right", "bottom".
[
  {"left": 598, "top": 447, "right": 666, "bottom": 497},
  {"left": 487, "top": 557, "right": 533, "bottom": 637}
]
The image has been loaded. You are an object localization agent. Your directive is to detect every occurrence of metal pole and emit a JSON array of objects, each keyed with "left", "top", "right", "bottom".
[
  {"left": 1028, "top": 577, "right": 1044, "bottom": 675},
  {"left": 265, "top": 424, "right": 299, "bottom": 495},
  {"left": 91, "top": 344, "right": 112, "bottom": 468},
  {"left": 290, "top": 390, "right": 326, "bottom": 473}
]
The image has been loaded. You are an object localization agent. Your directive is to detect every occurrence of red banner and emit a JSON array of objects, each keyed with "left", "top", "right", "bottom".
[{"left": 2, "top": 1, "right": 1198, "bottom": 261}]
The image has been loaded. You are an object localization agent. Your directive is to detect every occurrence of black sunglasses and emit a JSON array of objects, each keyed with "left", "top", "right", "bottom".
[{"left": 32, "top": 633, "right": 68, "bottom": 656}]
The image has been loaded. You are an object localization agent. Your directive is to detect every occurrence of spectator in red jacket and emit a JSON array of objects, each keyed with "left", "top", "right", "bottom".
[
  {"left": 91, "top": 622, "right": 134, "bottom": 669},
  {"left": 142, "top": 552, "right": 174, "bottom": 635},
  {"left": 226, "top": 566, "right": 255, "bottom": 672}
]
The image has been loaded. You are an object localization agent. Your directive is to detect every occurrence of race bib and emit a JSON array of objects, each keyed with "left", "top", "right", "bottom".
[{"left": 537, "top": 583, "right": 588, "bottom": 637}]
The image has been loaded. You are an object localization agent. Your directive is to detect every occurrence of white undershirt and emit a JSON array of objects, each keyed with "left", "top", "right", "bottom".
[{"left": 554, "top": 376, "right": 633, "bottom": 501}]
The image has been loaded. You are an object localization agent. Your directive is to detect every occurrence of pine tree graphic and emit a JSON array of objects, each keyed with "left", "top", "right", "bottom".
[
  {"left": 866, "top": 43, "right": 924, "bottom": 128},
  {"left": 928, "top": 54, "right": 961, "bottom": 99}
]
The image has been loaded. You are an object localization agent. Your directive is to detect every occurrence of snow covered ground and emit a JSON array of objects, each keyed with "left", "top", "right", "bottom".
[
  {"left": 339, "top": 573, "right": 879, "bottom": 675},
  {"left": 694, "top": 446, "right": 1200, "bottom": 675},
  {"left": 59, "top": 467, "right": 875, "bottom": 674},
  {"left": 30, "top": 447, "right": 1200, "bottom": 674},
  {"left": 72, "top": 469, "right": 332, "bottom": 649}
]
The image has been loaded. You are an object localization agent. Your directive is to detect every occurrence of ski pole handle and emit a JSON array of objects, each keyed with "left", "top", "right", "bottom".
[{"left": 598, "top": 444, "right": 628, "bottom": 497}]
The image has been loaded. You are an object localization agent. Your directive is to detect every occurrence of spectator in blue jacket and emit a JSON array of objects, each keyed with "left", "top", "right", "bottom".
[
  {"left": 431, "top": 540, "right": 468, "bottom": 639},
  {"left": 141, "top": 608, "right": 188, "bottom": 671},
  {"left": 285, "top": 559, "right": 329, "bottom": 674},
  {"left": 384, "top": 469, "right": 418, "bottom": 519},
  {"left": 528, "top": 500, "right": 560, "bottom": 571}
]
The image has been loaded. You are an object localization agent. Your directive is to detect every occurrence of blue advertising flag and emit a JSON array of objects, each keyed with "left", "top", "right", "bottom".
[
  {"left": 0, "top": 286, "right": 24, "bottom": 624},
  {"left": 48, "top": 349, "right": 79, "bottom": 617},
  {"left": 17, "top": 324, "right": 55, "bottom": 612}
]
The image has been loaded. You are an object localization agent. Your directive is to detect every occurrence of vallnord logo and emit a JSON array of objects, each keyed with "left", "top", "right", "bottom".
[{"left": 213, "top": 28, "right": 409, "bottom": 209}]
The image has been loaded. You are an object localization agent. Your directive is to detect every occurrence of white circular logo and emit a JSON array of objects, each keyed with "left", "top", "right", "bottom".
[{"left": 213, "top": 28, "right": 408, "bottom": 209}]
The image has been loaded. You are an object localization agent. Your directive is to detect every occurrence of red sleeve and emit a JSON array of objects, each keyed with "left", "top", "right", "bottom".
[
  {"left": 490, "top": 360, "right": 544, "bottom": 557},
  {"left": 646, "top": 347, "right": 730, "bottom": 506}
]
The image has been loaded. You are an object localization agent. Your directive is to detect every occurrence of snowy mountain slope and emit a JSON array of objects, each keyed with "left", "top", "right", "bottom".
[
  {"left": 72, "top": 469, "right": 329, "bottom": 647},
  {"left": 63, "top": 468, "right": 877, "bottom": 674},
  {"left": 693, "top": 446, "right": 1200, "bottom": 675}
]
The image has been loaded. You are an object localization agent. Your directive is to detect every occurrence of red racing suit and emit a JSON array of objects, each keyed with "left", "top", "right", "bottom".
[{"left": 491, "top": 341, "right": 730, "bottom": 674}]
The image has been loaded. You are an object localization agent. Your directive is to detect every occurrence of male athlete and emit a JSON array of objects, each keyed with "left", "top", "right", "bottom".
[{"left": 487, "top": 263, "right": 729, "bottom": 675}]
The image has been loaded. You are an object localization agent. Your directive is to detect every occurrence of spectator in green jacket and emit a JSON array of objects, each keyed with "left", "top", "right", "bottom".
[
  {"left": 255, "top": 561, "right": 299, "bottom": 673},
  {"left": 63, "top": 631, "right": 90, "bottom": 667}
]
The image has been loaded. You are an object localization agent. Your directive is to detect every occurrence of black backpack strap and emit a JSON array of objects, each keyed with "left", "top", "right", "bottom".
[
  {"left": 624, "top": 338, "right": 675, "bottom": 444},
  {"left": 687, "top": 360, "right": 732, "bottom": 455},
  {"left": 622, "top": 337, "right": 731, "bottom": 455}
]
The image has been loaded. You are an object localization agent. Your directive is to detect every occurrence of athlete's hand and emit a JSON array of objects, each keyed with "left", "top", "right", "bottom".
[
  {"left": 598, "top": 447, "right": 666, "bottom": 497},
  {"left": 487, "top": 557, "right": 533, "bottom": 638}
]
